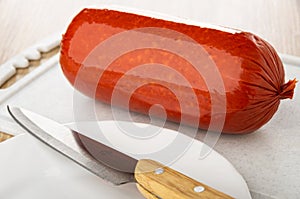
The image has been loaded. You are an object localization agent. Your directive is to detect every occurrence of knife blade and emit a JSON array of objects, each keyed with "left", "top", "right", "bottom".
[{"left": 8, "top": 106, "right": 233, "bottom": 199}]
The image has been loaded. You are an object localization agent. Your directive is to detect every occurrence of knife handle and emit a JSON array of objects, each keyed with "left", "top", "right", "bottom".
[
  {"left": 135, "top": 159, "right": 233, "bottom": 199},
  {"left": 136, "top": 184, "right": 159, "bottom": 199}
]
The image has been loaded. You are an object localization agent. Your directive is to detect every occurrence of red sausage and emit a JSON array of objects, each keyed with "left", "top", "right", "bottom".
[{"left": 60, "top": 8, "right": 297, "bottom": 134}]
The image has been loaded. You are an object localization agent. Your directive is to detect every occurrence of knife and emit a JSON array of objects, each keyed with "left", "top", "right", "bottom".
[{"left": 7, "top": 106, "right": 233, "bottom": 199}]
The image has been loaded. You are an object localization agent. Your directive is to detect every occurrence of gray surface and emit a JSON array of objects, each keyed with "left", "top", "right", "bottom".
[{"left": 0, "top": 60, "right": 299, "bottom": 198}]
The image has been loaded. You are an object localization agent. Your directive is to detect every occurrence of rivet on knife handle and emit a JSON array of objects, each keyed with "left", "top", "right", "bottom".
[{"left": 135, "top": 159, "right": 233, "bottom": 199}]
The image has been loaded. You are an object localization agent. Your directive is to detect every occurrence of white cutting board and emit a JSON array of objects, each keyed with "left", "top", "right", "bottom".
[
  {"left": 0, "top": 38, "right": 300, "bottom": 199},
  {"left": 0, "top": 31, "right": 255, "bottom": 199}
]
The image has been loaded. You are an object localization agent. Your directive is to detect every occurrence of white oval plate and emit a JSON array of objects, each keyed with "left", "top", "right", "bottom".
[{"left": 0, "top": 121, "right": 251, "bottom": 198}]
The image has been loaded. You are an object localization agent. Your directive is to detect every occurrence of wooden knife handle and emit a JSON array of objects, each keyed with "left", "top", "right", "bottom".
[
  {"left": 135, "top": 159, "right": 233, "bottom": 199},
  {"left": 136, "top": 184, "right": 159, "bottom": 199}
]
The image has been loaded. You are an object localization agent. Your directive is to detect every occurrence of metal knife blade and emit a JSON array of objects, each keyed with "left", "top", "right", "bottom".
[{"left": 7, "top": 106, "right": 137, "bottom": 185}]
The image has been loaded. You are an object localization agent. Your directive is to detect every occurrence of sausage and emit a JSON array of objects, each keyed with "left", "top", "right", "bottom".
[{"left": 60, "top": 7, "right": 297, "bottom": 134}]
